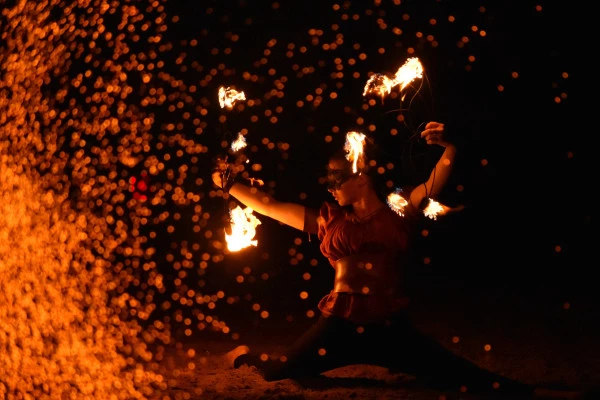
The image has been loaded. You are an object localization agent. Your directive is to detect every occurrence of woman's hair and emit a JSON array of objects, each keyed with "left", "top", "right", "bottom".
[{"left": 327, "top": 148, "right": 353, "bottom": 170}]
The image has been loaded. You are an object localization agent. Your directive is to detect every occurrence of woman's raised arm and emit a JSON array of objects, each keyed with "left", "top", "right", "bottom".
[{"left": 409, "top": 121, "right": 458, "bottom": 210}]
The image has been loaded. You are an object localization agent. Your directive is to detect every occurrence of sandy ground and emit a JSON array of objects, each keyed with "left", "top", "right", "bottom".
[{"left": 147, "top": 281, "right": 600, "bottom": 400}]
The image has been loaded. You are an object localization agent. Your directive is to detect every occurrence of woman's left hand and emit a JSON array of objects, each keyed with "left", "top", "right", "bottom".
[{"left": 421, "top": 121, "right": 450, "bottom": 147}]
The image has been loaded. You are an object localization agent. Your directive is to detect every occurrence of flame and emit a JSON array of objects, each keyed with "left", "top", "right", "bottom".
[
  {"left": 218, "top": 86, "right": 246, "bottom": 109},
  {"left": 363, "top": 73, "right": 394, "bottom": 99},
  {"left": 388, "top": 193, "right": 455, "bottom": 220},
  {"left": 393, "top": 57, "right": 423, "bottom": 91},
  {"left": 387, "top": 189, "right": 409, "bottom": 217},
  {"left": 424, "top": 198, "right": 444, "bottom": 220},
  {"left": 362, "top": 57, "right": 424, "bottom": 99},
  {"left": 231, "top": 132, "right": 247, "bottom": 152},
  {"left": 225, "top": 206, "right": 261, "bottom": 252},
  {"left": 344, "top": 131, "right": 366, "bottom": 173}
]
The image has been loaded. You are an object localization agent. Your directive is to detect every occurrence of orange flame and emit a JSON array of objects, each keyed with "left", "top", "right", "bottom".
[
  {"left": 424, "top": 198, "right": 444, "bottom": 220},
  {"left": 362, "top": 57, "right": 424, "bottom": 99},
  {"left": 393, "top": 57, "right": 423, "bottom": 91},
  {"left": 344, "top": 131, "right": 366, "bottom": 173},
  {"left": 225, "top": 206, "right": 261, "bottom": 252},
  {"left": 387, "top": 189, "right": 409, "bottom": 217},
  {"left": 363, "top": 73, "right": 394, "bottom": 99},
  {"left": 231, "top": 132, "right": 247, "bottom": 152},
  {"left": 218, "top": 86, "right": 246, "bottom": 109}
]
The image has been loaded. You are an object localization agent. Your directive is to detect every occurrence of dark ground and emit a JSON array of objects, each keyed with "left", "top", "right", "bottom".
[{"left": 152, "top": 272, "right": 600, "bottom": 400}]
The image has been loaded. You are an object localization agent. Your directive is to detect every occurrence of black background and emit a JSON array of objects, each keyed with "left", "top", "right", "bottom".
[{"left": 159, "top": 0, "right": 588, "bottom": 337}]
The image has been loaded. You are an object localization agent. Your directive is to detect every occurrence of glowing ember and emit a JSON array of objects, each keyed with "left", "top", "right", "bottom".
[
  {"left": 231, "top": 132, "right": 247, "bottom": 152},
  {"left": 387, "top": 189, "right": 409, "bottom": 217},
  {"left": 0, "top": 1, "right": 171, "bottom": 397},
  {"left": 218, "top": 86, "right": 246, "bottom": 109},
  {"left": 344, "top": 131, "right": 366, "bottom": 174},
  {"left": 424, "top": 198, "right": 445, "bottom": 220},
  {"left": 393, "top": 57, "right": 424, "bottom": 91},
  {"left": 225, "top": 206, "right": 262, "bottom": 252},
  {"left": 0, "top": 166, "right": 164, "bottom": 398}
]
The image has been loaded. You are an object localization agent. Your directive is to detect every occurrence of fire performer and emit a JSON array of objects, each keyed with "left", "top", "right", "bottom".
[{"left": 211, "top": 121, "right": 532, "bottom": 396}]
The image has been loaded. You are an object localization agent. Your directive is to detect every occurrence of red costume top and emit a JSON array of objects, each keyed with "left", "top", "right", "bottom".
[{"left": 316, "top": 202, "right": 415, "bottom": 323}]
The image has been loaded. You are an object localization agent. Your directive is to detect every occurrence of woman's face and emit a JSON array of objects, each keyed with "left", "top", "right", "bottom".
[{"left": 326, "top": 159, "right": 359, "bottom": 206}]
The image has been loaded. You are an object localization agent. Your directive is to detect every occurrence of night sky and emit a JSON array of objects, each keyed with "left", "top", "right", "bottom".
[{"left": 1, "top": 0, "right": 587, "bottom": 355}]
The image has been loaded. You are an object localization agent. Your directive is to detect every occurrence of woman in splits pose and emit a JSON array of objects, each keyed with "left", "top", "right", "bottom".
[{"left": 212, "top": 121, "right": 542, "bottom": 397}]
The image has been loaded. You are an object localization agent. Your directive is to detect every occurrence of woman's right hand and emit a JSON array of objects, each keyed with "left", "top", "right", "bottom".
[
  {"left": 212, "top": 155, "right": 231, "bottom": 189},
  {"left": 421, "top": 121, "right": 452, "bottom": 148},
  {"left": 212, "top": 170, "right": 225, "bottom": 189}
]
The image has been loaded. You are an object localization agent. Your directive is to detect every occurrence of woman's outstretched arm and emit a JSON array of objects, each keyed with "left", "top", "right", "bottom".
[
  {"left": 229, "top": 183, "right": 308, "bottom": 231},
  {"left": 212, "top": 171, "right": 317, "bottom": 232}
]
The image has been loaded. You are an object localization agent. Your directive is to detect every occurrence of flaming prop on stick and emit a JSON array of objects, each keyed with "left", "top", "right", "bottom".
[
  {"left": 341, "top": 128, "right": 453, "bottom": 221},
  {"left": 361, "top": 58, "right": 460, "bottom": 221},
  {"left": 363, "top": 57, "right": 423, "bottom": 102},
  {"left": 216, "top": 86, "right": 262, "bottom": 252},
  {"left": 423, "top": 199, "right": 465, "bottom": 220},
  {"left": 225, "top": 206, "right": 262, "bottom": 252},
  {"left": 424, "top": 198, "right": 444, "bottom": 220},
  {"left": 344, "top": 131, "right": 366, "bottom": 173},
  {"left": 231, "top": 132, "right": 247, "bottom": 152},
  {"left": 394, "top": 57, "right": 424, "bottom": 91},
  {"left": 362, "top": 73, "right": 395, "bottom": 102},
  {"left": 218, "top": 86, "right": 246, "bottom": 109},
  {"left": 387, "top": 191, "right": 453, "bottom": 220},
  {"left": 387, "top": 188, "right": 409, "bottom": 217}
]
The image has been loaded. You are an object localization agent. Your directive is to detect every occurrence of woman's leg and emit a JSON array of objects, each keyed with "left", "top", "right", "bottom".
[
  {"left": 377, "top": 313, "right": 534, "bottom": 396},
  {"left": 234, "top": 314, "right": 368, "bottom": 381}
]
